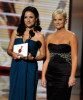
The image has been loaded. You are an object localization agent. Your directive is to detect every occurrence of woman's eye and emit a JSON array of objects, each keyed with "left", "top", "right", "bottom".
[
  {"left": 24, "top": 16, "right": 27, "bottom": 18},
  {"left": 24, "top": 16, "right": 34, "bottom": 19},
  {"left": 54, "top": 19, "right": 56, "bottom": 21},
  {"left": 29, "top": 16, "right": 33, "bottom": 18},
  {"left": 54, "top": 19, "right": 62, "bottom": 21},
  {"left": 59, "top": 19, "right": 62, "bottom": 21}
]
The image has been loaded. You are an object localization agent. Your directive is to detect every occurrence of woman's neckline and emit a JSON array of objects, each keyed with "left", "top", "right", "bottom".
[
  {"left": 48, "top": 43, "right": 71, "bottom": 47},
  {"left": 15, "top": 38, "right": 37, "bottom": 43}
]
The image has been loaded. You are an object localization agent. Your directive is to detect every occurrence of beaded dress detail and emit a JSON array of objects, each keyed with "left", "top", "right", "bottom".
[{"left": 46, "top": 43, "right": 72, "bottom": 100}]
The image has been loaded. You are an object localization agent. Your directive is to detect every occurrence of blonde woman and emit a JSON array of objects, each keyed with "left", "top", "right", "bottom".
[{"left": 41, "top": 9, "right": 78, "bottom": 100}]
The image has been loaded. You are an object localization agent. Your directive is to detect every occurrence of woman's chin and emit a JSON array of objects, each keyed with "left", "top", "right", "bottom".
[
  {"left": 56, "top": 26, "right": 64, "bottom": 30},
  {"left": 26, "top": 25, "right": 34, "bottom": 28},
  {"left": 56, "top": 27, "right": 61, "bottom": 30}
]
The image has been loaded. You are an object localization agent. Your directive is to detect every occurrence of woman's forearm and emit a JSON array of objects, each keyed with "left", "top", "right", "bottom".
[
  {"left": 70, "top": 56, "right": 78, "bottom": 78},
  {"left": 42, "top": 59, "right": 49, "bottom": 77},
  {"left": 7, "top": 49, "right": 13, "bottom": 56},
  {"left": 35, "top": 54, "right": 45, "bottom": 61}
]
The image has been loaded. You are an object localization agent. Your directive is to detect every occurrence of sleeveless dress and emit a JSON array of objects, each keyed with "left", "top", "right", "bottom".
[
  {"left": 9, "top": 38, "right": 38, "bottom": 100},
  {"left": 46, "top": 43, "right": 72, "bottom": 100}
]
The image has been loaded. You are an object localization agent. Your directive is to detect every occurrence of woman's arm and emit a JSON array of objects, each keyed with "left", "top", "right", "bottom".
[
  {"left": 7, "top": 29, "right": 20, "bottom": 59},
  {"left": 41, "top": 35, "right": 50, "bottom": 88},
  {"left": 68, "top": 33, "right": 78, "bottom": 87},
  {"left": 34, "top": 34, "right": 45, "bottom": 60}
]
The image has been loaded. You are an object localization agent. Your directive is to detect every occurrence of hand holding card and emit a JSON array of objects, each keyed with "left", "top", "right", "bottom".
[{"left": 13, "top": 43, "right": 28, "bottom": 57}]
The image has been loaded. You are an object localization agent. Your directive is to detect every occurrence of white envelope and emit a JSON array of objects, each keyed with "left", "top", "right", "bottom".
[{"left": 13, "top": 43, "right": 28, "bottom": 56}]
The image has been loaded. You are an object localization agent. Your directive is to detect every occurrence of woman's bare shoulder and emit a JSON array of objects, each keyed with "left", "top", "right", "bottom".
[
  {"left": 10, "top": 29, "right": 18, "bottom": 38},
  {"left": 36, "top": 32, "right": 44, "bottom": 38},
  {"left": 36, "top": 32, "right": 45, "bottom": 41},
  {"left": 67, "top": 30, "right": 76, "bottom": 36},
  {"left": 66, "top": 30, "right": 78, "bottom": 40},
  {"left": 12, "top": 29, "right": 18, "bottom": 35}
]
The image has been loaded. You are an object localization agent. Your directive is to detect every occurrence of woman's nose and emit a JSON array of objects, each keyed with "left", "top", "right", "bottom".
[
  {"left": 56, "top": 20, "right": 59, "bottom": 23},
  {"left": 27, "top": 18, "right": 30, "bottom": 21}
]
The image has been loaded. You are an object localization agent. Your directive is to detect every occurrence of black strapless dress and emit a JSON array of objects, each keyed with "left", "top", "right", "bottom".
[{"left": 46, "top": 43, "right": 72, "bottom": 100}]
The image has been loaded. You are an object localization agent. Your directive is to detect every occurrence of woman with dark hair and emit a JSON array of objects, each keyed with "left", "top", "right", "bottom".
[{"left": 7, "top": 6, "right": 45, "bottom": 100}]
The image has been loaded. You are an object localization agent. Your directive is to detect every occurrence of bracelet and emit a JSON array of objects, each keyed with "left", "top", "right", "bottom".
[{"left": 69, "top": 77, "right": 76, "bottom": 81}]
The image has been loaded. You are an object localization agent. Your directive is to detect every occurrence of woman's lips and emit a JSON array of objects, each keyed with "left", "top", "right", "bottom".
[{"left": 56, "top": 24, "right": 60, "bottom": 26}]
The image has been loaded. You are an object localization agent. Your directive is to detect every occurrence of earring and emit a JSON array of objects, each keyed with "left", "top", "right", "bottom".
[
  {"left": 65, "top": 21, "right": 67, "bottom": 24},
  {"left": 35, "top": 21, "right": 37, "bottom": 27}
]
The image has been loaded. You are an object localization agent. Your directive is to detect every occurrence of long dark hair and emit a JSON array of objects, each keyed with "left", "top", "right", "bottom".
[{"left": 17, "top": 6, "right": 42, "bottom": 36}]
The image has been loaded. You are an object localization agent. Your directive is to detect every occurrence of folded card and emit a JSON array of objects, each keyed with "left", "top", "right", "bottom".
[{"left": 13, "top": 43, "right": 28, "bottom": 56}]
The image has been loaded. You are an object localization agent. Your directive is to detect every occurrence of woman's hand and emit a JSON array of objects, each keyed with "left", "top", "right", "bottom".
[
  {"left": 41, "top": 77, "right": 46, "bottom": 88},
  {"left": 27, "top": 53, "right": 34, "bottom": 60},
  {"left": 68, "top": 77, "right": 76, "bottom": 87},
  {"left": 12, "top": 52, "right": 21, "bottom": 59},
  {"left": 20, "top": 53, "right": 34, "bottom": 60}
]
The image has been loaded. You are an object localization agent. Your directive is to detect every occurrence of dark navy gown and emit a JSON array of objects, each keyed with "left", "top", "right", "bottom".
[
  {"left": 9, "top": 38, "right": 38, "bottom": 100},
  {"left": 46, "top": 43, "right": 72, "bottom": 100}
]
